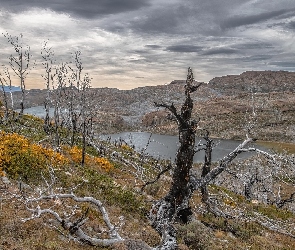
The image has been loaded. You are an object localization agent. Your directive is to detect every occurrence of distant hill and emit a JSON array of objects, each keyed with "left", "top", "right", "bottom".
[
  {"left": 1, "top": 85, "right": 21, "bottom": 92},
  {"left": 170, "top": 80, "right": 186, "bottom": 85},
  {"left": 2, "top": 70, "right": 295, "bottom": 142},
  {"left": 209, "top": 70, "right": 295, "bottom": 94}
]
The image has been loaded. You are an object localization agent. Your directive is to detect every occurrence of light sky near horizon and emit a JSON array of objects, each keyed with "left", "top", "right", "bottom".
[{"left": 0, "top": 0, "right": 295, "bottom": 90}]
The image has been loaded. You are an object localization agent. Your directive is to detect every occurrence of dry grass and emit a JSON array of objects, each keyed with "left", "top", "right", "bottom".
[{"left": 2, "top": 162, "right": 295, "bottom": 250}]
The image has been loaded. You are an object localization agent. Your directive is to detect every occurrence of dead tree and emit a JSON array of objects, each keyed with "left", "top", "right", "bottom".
[
  {"left": 216, "top": 152, "right": 295, "bottom": 209},
  {"left": 0, "top": 68, "right": 12, "bottom": 121},
  {"left": 41, "top": 41, "right": 56, "bottom": 134},
  {"left": 3, "top": 33, "right": 32, "bottom": 115},
  {"left": 67, "top": 51, "right": 94, "bottom": 166},
  {"left": 52, "top": 63, "right": 68, "bottom": 150},
  {"left": 151, "top": 68, "right": 260, "bottom": 249},
  {"left": 19, "top": 168, "right": 124, "bottom": 247},
  {"left": 154, "top": 67, "right": 202, "bottom": 221},
  {"left": 79, "top": 73, "right": 92, "bottom": 167},
  {"left": 67, "top": 51, "right": 82, "bottom": 147}
]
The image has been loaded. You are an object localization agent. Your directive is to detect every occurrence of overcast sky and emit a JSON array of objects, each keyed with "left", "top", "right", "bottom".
[{"left": 0, "top": 0, "right": 295, "bottom": 89}]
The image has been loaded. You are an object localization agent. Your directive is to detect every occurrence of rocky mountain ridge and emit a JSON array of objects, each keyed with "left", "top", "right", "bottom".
[
  {"left": 209, "top": 70, "right": 295, "bottom": 94},
  {"left": 1, "top": 70, "right": 295, "bottom": 141}
]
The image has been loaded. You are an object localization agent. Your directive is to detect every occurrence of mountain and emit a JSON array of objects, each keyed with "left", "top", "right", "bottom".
[
  {"left": 209, "top": 70, "right": 295, "bottom": 95},
  {"left": 3, "top": 70, "right": 295, "bottom": 142}
]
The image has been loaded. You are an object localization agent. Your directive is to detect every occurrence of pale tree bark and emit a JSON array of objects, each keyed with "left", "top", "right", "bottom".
[
  {"left": 68, "top": 51, "right": 94, "bottom": 166},
  {"left": 52, "top": 63, "right": 68, "bottom": 150},
  {"left": 3, "top": 33, "right": 32, "bottom": 116},
  {"left": 41, "top": 41, "right": 56, "bottom": 134},
  {"left": 22, "top": 192, "right": 124, "bottom": 247},
  {"left": 0, "top": 68, "right": 11, "bottom": 121},
  {"left": 68, "top": 51, "right": 82, "bottom": 147}
]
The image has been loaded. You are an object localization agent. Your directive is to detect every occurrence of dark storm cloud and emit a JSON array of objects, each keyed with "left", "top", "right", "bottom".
[
  {"left": 221, "top": 9, "right": 295, "bottom": 29},
  {"left": 269, "top": 61, "right": 295, "bottom": 68},
  {"left": 242, "top": 55, "right": 273, "bottom": 62},
  {"left": 203, "top": 48, "right": 239, "bottom": 56},
  {"left": 233, "top": 42, "right": 274, "bottom": 50},
  {"left": 129, "top": 3, "right": 194, "bottom": 35},
  {"left": 0, "top": 0, "right": 151, "bottom": 18},
  {"left": 145, "top": 45, "right": 162, "bottom": 49},
  {"left": 1, "top": 0, "right": 295, "bottom": 89},
  {"left": 165, "top": 45, "right": 203, "bottom": 53},
  {"left": 132, "top": 11, "right": 179, "bottom": 34},
  {"left": 287, "top": 21, "right": 295, "bottom": 29}
]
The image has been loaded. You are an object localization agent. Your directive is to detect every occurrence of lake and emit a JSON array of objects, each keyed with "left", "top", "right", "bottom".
[
  {"left": 15, "top": 106, "right": 60, "bottom": 118},
  {"left": 15, "top": 107, "right": 271, "bottom": 162},
  {"left": 100, "top": 132, "right": 268, "bottom": 163}
]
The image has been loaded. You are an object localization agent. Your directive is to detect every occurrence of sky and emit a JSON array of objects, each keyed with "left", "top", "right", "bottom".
[{"left": 0, "top": 0, "right": 295, "bottom": 89}]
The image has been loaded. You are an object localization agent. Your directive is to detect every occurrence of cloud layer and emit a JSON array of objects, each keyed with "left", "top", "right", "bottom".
[{"left": 0, "top": 0, "right": 295, "bottom": 89}]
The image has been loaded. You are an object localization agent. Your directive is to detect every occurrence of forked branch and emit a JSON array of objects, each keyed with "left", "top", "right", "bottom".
[{"left": 23, "top": 193, "right": 124, "bottom": 247}]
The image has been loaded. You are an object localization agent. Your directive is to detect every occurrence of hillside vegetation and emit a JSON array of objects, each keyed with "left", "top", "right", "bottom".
[{"left": 1, "top": 69, "right": 295, "bottom": 249}]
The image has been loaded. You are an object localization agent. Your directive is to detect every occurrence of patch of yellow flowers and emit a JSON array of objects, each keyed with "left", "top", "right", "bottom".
[
  {"left": 0, "top": 132, "right": 113, "bottom": 179},
  {"left": 94, "top": 156, "right": 113, "bottom": 172},
  {"left": 67, "top": 146, "right": 113, "bottom": 172},
  {"left": 0, "top": 131, "right": 68, "bottom": 178}
]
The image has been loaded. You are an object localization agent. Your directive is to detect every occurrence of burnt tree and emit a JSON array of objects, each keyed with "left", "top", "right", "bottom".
[
  {"left": 155, "top": 67, "right": 202, "bottom": 220},
  {"left": 152, "top": 67, "right": 202, "bottom": 248},
  {"left": 151, "top": 68, "right": 256, "bottom": 249}
]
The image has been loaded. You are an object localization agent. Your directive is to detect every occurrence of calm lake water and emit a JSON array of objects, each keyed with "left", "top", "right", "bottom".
[
  {"left": 17, "top": 107, "right": 270, "bottom": 162},
  {"left": 16, "top": 106, "right": 58, "bottom": 118},
  {"left": 100, "top": 132, "right": 268, "bottom": 163}
]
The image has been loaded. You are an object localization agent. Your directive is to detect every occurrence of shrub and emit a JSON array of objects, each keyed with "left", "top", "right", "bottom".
[
  {"left": 0, "top": 131, "right": 68, "bottom": 180},
  {"left": 66, "top": 145, "right": 113, "bottom": 171}
]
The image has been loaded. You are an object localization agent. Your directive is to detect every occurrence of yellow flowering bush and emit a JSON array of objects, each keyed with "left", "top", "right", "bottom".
[
  {"left": 0, "top": 131, "right": 68, "bottom": 180},
  {"left": 121, "top": 144, "right": 133, "bottom": 151},
  {"left": 94, "top": 157, "right": 113, "bottom": 172},
  {"left": 66, "top": 145, "right": 113, "bottom": 172},
  {"left": 0, "top": 167, "right": 5, "bottom": 177},
  {"left": 68, "top": 146, "right": 91, "bottom": 164}
]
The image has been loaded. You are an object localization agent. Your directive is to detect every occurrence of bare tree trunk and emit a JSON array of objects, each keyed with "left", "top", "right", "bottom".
[
  {"left": 201, "top": 131, "right": 213, "bottom": 203},
  {"left": 0, "top": 68, "right": 13, "bottom": 122},
  {"left": 53, "top": 63, "right": 67, "bottom": 150},
  {"left": 0, "top": 77, "right": 9, "bottom": 121},
  {"left": 151, "top": 68, "right": 257, "bottom": 249},
  {"left": 80, "top": 73, "right": 91, "bottom": 167},
  {"left": 4, "top": 33, "right": 31, "bottom": 116},
  {"left": 41, "top": 41, "right": 55, "bottom": 134},
  {"left": 152, "top": 68, "right": 202, "bottom": 249}
]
